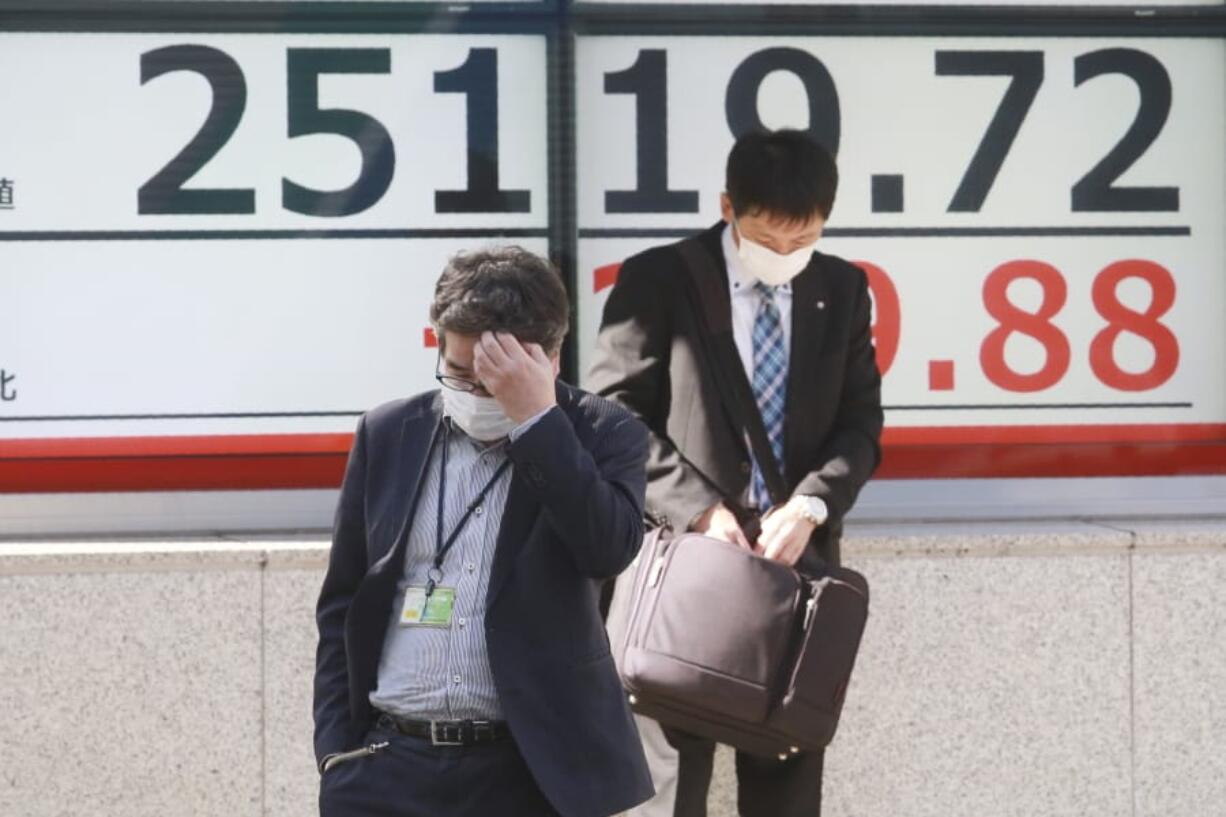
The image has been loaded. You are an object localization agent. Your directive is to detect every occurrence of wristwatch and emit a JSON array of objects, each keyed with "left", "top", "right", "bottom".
[{"left": 794, "top": 495, "right": 828, "bottom": 528}]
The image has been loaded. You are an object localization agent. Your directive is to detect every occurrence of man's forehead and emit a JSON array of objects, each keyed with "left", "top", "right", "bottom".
[
  {"left": 439, "top": 334, "right": 474, "bottom": 364},
  {"left": 741, "top": 210, "right": 824, "bottom": 233}
]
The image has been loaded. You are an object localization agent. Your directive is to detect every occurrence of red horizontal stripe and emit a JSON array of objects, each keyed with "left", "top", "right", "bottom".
[
  {"left": 0, "top": 455, "right": 346, "bottom": 493},
  {"left": 0, "top": 433, "right": 352, "bottom": 460},
  {"left": 883, "top": 423, "right": 1226, "bottom": 446},
  {"left": 876, "top": 440, "right": 1226, "bottom": 479},
  {"left": 0, "top": 424, "right": 1223, "bottom": 492}
]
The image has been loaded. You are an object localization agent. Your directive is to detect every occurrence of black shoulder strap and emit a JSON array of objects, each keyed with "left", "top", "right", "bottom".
[{"left": 675, "top": 239, "right": 789, "bottom": 508}]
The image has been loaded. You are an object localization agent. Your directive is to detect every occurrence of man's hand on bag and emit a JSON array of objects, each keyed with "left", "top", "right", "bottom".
[
  {"left": 755, "top": 497, "right": 816, "bottom": 566},
  {"left": 691, "top": 502, "right": 752, "bottom": 550},
  {"left": 473, "top": 331, "right": 558, "bottom": 423}
]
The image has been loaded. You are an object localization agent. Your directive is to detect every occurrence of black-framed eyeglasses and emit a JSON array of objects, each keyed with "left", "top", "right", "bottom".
[{"left": 434, "top": 350, "right": 486, "bottom": 394}]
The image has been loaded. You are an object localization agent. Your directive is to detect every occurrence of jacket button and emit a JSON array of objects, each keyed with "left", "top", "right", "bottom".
[{"left": 740, "top": 461, "right": 751, "bottom": 474}]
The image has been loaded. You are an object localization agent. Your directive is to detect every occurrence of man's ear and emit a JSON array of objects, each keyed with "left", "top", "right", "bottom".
[{"left": 550, "top": 353, "right": 561, "bottom": 378}]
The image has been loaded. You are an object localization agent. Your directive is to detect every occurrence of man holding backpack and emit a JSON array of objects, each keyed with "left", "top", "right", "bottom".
[{"left": 589, "top": 129, "right": 883, "bottom": 816}]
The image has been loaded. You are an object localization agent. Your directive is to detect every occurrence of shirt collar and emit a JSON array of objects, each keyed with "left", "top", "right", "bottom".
[{"left": 721, "top": 222, "right": 792, "bottom": 299}]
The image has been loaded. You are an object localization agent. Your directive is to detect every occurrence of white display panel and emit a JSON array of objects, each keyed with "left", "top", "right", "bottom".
[
  {"left": 575, "top": 36, "right": 1226, "bottom": 453},
  {"left": 0, "top": 33, "right": 550, "bottom": 443},
  {"left": 2, "top": 238, "right": 548, "bottom": 439}
]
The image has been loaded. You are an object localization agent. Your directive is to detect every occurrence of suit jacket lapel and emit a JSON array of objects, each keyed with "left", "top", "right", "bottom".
[
  {"left": 485, "top": 385, "right": 570, "bottom": 612},
  {"left": 784, "top": 256, "right": 832, "bottom": 467},
  {"left": 682, "top": 227, "right": 755, "bottom": 464},
  {"left": 484, "top": 470, "right": 536, "bottom": 612},
  {"left": 348, "top": 395, "right": 444, "bottom": 695},
  {"left": 369, "top": 394, "right": 444, "bottom": 581}
]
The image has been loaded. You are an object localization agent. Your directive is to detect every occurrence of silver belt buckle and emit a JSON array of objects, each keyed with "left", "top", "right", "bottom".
[{"left": 430, "top": 720, "right": 464, "bottom": 746}]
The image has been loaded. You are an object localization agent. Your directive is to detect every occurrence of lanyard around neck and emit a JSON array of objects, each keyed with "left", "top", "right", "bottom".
[{"left": 427, "top": 422, "right": 512, "bottom": 598}]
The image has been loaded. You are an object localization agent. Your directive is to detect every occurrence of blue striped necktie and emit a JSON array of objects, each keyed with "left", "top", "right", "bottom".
[{"left": 750, "top": 282, "right": 788, "bottom": 511}]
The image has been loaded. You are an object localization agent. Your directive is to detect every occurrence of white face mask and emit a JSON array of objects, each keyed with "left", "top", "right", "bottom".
[
  {"left": 734, "top": 221, "right": 817, "bottom": 286},
  {"left": 441, "top": 387, "right": 518, "bottom": 442}
]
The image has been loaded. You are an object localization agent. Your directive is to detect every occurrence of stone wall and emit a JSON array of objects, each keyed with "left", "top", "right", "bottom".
[{"left": 1, "top": 520, "right": 1223, "bottom": 817}]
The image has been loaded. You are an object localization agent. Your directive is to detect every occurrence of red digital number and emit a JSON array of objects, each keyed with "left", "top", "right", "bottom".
[
  {"left": 1089, "top": 260, "right": 1179, "bottom": 391},
  {"left": 979, "top": 260, "right": 1071, "bottom": 392},
  {"left": 854, "top": 261, "right": 900, "bottom": 377}
]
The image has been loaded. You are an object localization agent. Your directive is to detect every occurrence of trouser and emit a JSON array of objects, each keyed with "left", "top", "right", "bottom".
[
  {"left": 319, "top": 722, "right": 561, "bottom": 817},
  {"left": 625, "top": 716, "right": 823, "bottom": 817}
]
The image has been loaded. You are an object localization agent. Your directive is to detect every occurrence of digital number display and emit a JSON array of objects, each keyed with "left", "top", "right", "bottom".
[
  {"left": 1, "top": 28, "right": 1223, "bottom": 489},
  {"left": 574, "top": 36, "right": 1225, "bottom": 472}
]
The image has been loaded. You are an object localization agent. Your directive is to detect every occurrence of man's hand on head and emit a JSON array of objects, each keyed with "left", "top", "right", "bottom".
[{"left": 472, "top": 331, "right": 558, "bottom": 424}]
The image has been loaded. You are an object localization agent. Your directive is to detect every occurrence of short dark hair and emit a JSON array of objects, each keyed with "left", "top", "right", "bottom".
[
  {"left": 429, "top": 246, "right": 570, "bottom": 354},
  {"left": 725, "top": 129, "right": 838, "bottom": 222}
]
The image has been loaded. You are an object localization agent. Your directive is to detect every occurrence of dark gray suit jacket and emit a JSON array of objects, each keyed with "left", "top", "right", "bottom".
[
  {"left": 313, "top": 383, "right": 654, "bottom": 817},
  {"left": 588, "top": 222, "right": 883, "bottom": 568}
]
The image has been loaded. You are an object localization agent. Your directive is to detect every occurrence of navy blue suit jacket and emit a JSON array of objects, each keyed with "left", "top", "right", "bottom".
[{"left": 314, "top": 383, "right": 655, "bottom": 817}]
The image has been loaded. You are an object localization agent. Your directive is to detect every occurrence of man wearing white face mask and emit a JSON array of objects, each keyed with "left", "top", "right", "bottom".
[
  {"left": 315, "top": 246, "right": 654, "bottom": 817},
  {"left": 589, "top": 130, "right": 883, "bottom": 816}
]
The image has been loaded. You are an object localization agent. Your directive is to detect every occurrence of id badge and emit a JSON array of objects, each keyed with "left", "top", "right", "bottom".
[{"left": 399, "top": 586, "right": 456, "bottom": 627}]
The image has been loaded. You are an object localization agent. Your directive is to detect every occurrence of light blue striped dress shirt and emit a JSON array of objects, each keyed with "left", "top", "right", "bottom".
[{"left": 369, "top": 413, "right": 541, "bottom": 720}]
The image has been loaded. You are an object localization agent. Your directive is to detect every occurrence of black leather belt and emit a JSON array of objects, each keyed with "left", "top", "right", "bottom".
[{"left": 374, "top": 712, "right": 511, "bottom": 746}]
